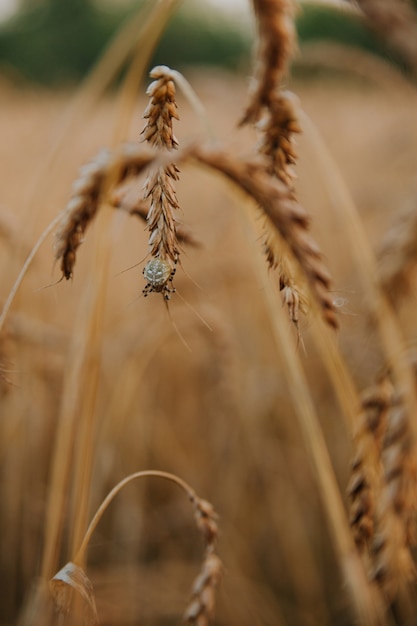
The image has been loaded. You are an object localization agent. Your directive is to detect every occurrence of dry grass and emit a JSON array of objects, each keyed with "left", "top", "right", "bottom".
[{"left": 2, "top": 3, "right": 417, "bottom": 626}]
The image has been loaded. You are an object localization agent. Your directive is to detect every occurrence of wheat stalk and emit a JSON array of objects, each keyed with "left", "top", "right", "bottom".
[{"left": 355, "top": 0, "right": 417, "bottom": 78}]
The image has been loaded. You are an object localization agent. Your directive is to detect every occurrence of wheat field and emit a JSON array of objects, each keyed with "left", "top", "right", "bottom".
[{"left": 2, "top": 2, "right": 417, "bottom": 625}]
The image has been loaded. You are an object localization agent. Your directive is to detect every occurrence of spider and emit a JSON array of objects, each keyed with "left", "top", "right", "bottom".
[{"left": 142, "top": 257, "right": 177, "bottom": 301}]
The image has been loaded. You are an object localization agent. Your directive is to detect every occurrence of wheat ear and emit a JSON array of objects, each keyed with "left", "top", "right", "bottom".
[
  {"left": 378, "top": 195, "right": 417, "bottom": 308},
  {"left": 54, "top": 147, "right": 155, "bottom": 279},
  {"left": 240, "top": 0, "right": 313, "bottom": 332},
  {"left": 370, "top": 390, "right": 417, "bottom": 600},
  {"left": 347, "top": 376, "right": 394, "bottom": 552},
  {"left": 189, "top": 145, "right": 338, "bottom": 329},
  {"left": 140, "top": 65, "right": 182, "bottom": 300},
  {"left": 240, "top": 0, "right": 297, "bottom": 126}
]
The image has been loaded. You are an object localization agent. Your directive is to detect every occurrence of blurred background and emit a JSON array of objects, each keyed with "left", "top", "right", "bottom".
[
  {"left": 1, "top": 2, "right": 417, "bottom": 626},
  {"left": 0, "top": 0, "right": 413, "bottom": 85}
]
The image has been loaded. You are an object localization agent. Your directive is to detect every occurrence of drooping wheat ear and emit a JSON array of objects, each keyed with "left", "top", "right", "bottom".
[
  {"left": 265, "top": 244, "right": 308, "bottom": 335},
  {"left": 370, "top": 392, "right": 417, "bottom": 600},
  {"left": 258, "top": 90, "right": 301, "bottom": 189},
  {"left": 347, "top": 376, "right": 394, "bottom": 552},
  {"left": 241, "top": 0, "right": 310, "bottom": 333},
  {"left": 141, "top": 65, "right": 182, "bottom": 299},
  {"left": 50, "top": 471, "right": 222, "bottom": 626},
  {"left": 355, "top": 0, "right": 417, "bottom": 78},
  {"left": 255, "top": 92, "right": 307, "bottom": 334},
  {"left": 54, "top": 146, "right": 155, "bottom": 279},
  {"left": 240, "top": 0, "right": 297, "bottom": 126},
  {"left": 378, "top": 195, "right": 417, "bottom": 308},
  {"left": 184, "top": 498, "right": 223, "bottom": 626},
  {"left": 189, "top": 145, "right": 338, "bottom": 329}
]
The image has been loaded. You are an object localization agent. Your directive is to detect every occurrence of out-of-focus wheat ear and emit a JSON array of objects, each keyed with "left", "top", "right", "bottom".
[
  {"left": 346, "top": 376, "right": 394, "bottom": 552},
  {"left": 53, "top": 149, "right": 111, "bottom": 279},
  {"left": 377, "top": 197, "right": 417, "bottom": 308},
  {"left": 381, "top": 397, "right": 417, "bottom": 547},
  {"left": 49, "top": 562, "right": 99, "bottom": 626},
  {"left": 184, "top": 551, "right": 223, "bottom": 626},
  {"left": 266, "top": 243, "right": 308, "bottom": 335},
  {"left": 54, "top": 146, "right": 155, "bottom": 280},
  {"left": 59, "top": 471, "right": 222, "bottom": 626},
  {"left": 258, "top": 90, "right": 301, "bottom": 188},
  {"left": 355, "top": 0, "right": 417, "bottom": 78},
  {"left": 370, "top": 394, "right": 417, "bottom": 600},
  {"left": 241, "top": 0, "right": 307, "bottom": 334},
  {"left": 240, "top": 0, "right": 297, "bottom": 125},
  {"left": 258, "top": 91, "right": 307, "bottom": 332},
  {"left": 184, "top": 497, "right": 223, "bottom": 626},
  {"left": 189, "top": 145, "right": 338, "bottom": 329}
]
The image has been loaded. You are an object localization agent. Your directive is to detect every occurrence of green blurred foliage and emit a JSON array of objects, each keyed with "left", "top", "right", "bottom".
[
  {"left": 0, "top": 0, "right": 412, "bottom": 85},
  {"left": 0, "top": 0, "right": 250, "bottom": 85}
]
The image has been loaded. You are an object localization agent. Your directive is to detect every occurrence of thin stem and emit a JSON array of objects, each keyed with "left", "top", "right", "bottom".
[
  {"left": 234, "top": 192, "right": 387, "bottom": 626},
  {"left": 0, "top": 211, "right": 64, "bottom": 334},
  {"left": 113, "top": 0, "right": 182, "bottom": 143},
  {"left": 73, "top": 470, "right": 196, "bottom": 565},
  {"left": 299, "top": 108, "right": 417, "bottom": 443}
]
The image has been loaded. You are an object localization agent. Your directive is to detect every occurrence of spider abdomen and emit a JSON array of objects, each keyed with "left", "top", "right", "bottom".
[{"left": 143, "top": 258, "right": 172, "bottom": 289}]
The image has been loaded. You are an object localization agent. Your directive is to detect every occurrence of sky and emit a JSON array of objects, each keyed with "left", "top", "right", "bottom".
[{"left": 0, "top": 0, "right": 14, "bottom": 20}]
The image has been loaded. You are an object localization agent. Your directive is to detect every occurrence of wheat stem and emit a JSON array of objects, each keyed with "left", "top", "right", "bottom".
[
  {"left": 73, "top": 470, "right": 196, "bottom": 564},
  {"left": 247, "top": 207, "right": 386, "bottom": 626},
  {"left": 299, "top": 108, "right": 417, "bottom": 445}
]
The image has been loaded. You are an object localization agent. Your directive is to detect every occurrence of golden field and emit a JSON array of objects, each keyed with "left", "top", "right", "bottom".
[{"left": 1, "top": 44, "right": 417, "bottom": 626}]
